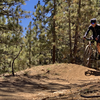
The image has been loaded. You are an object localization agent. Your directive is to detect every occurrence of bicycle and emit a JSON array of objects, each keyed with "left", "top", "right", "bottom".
[{"left": 83, "top": 37, "right": 99, "bottom": 69}]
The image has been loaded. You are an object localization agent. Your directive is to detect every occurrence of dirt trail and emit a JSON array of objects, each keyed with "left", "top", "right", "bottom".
[{"left": 0, "top": 63, "right": 100, "bottom": 100}]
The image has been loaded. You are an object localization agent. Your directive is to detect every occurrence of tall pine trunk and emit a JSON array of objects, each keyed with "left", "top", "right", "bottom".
[
  {"left": 73, "top": 0, "right": 81, "bottom": 62},
  {"left": 68, "top": 0, "right": 72, "bottom": 62},
  {"left": 52, "top": 0, "right": 56, "bottom": 64},
  {"left": 29, "top": 22, "right": 32, "bottom": 67}
]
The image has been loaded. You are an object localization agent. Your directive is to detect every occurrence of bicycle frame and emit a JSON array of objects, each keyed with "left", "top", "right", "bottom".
[{"left": 83, "top": 37, "right": 97, "bottom": 67}]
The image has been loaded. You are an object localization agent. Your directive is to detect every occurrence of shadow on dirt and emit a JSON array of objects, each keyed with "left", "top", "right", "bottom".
[
  {"left": 0, "top": 71, "right": 100, "bottom": 100},
  {"left": 0, "top": 74, "right": 71, "bottom": 94},
  {"left": 85, "top": 70, "right": 100, "bottom": 76},
  {"left": 80, "top": 84, "right": 100, "bottom": 99}
]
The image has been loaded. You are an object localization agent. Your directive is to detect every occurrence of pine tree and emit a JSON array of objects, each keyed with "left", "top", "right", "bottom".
[
  {"left": 0, "top": 0, "right": 29, "bottom": 75},
  {"left": 0, "top": 0, "right": 29, "bottom": 31},
  {"left": 25, "top": 22, "right": 33, "bottom": 67},
  {"left": 55, "top": 0, "right": 100, "bottom": 63},
  {"left": 32, "top": 0, "right": 59, "bottom": 64}
]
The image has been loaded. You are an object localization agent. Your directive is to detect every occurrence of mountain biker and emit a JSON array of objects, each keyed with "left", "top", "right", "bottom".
[{"left": 83, "top": 18, "right": 100, "bottom": 59}]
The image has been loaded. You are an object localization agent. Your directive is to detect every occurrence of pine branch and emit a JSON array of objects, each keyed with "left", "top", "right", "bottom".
[{"left": 12, "top": 46, "right": 23, "bottom": 76}]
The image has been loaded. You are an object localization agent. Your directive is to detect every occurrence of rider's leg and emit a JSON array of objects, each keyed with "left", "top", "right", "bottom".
[
  {"left": 97, "top": 36, "right": 100, "bottom": 59},
  {"left": 97, "top": 43, "right": 100, "bottom": 59}
]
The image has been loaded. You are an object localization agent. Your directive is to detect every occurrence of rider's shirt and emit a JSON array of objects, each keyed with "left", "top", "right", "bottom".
[{"left": 85, "top": 24, "right": 100, "bottom": 40}]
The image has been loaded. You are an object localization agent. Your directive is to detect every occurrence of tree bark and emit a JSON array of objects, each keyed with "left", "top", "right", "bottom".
[
  {"left": 52, "top": 0, "right": 56, "bottom": 64},
  {"left": 73, "top": 0, "right": 81, "bottom": 62},
  {"left": 12, "top": 46, "right": 23, "bottom": 76},
  {"left": 68, "top": 0, "right": 72, "bottom": 62},
  {"left": 28, "top": 22, "right": 32, "bottom": 68}
]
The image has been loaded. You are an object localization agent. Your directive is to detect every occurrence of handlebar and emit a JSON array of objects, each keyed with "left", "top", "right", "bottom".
[
  {"left": 83, "top": 35, "right": 100, "bottom": 42},
  {"left": 84, "top": 37, "right": 93, "bottom": 41},
  {"left": 83, "top": 36, "right": 94, "bottom": 43}
]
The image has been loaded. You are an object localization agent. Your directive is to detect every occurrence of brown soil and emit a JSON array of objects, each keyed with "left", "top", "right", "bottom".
[{"left": 0, "top": 63, "right": 100, "bottom": 100}]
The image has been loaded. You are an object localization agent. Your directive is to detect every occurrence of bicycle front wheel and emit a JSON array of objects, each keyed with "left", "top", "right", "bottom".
[{"left": 83, "top": 45, "right": 92, "bottom": 67}]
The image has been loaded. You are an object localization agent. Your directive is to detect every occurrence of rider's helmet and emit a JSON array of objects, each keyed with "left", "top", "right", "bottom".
[{"left": 90, "top": 18, "right": 96, "bottom": 24}]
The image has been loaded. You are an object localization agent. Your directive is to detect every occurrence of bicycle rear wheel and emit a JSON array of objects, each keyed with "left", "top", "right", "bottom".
[{"left": 83, "top": 45, "right": 92, "bottom": 67}]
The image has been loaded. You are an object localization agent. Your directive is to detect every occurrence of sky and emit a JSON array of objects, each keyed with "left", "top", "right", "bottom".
[{"left": 20, "top": 0, "right": 44, "bottom": 36}]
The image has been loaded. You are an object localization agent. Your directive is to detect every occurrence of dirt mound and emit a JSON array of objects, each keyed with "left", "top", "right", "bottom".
[{"left": 0, "top": 63, "right": 100, "bottom": 100}]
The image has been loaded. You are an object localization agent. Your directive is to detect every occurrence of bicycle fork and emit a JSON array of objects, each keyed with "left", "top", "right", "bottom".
[{"left": 86, "top": 46, "right": 92, "bottom": 67}]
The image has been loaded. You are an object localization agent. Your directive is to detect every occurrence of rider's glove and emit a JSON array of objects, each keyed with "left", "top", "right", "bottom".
[
  {"left": 83, "top": 35, "right": 86, "bottom": 39},
  {"left": 90, "top": 36, "right": 93, "bottom": 40}
]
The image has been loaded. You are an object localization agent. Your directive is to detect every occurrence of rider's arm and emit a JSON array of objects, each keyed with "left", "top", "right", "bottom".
[{"left": 84, "top": 25, "right": 91, "bottom": 38}]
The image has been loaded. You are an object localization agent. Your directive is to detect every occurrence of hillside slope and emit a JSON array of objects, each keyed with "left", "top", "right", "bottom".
[{"left": 0, "top": 63, "right": 100, "bottom": 100}]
